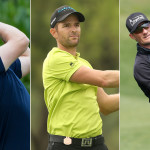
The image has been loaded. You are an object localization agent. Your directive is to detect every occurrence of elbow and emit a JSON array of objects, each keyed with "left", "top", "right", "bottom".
[
  {"left": 15, "top": 34, "right": 29, "bottom": 50},
  {"left": 9, "top": 34, "right": 29, "bottom": 55},
  {"left": 100, "top": 105, "right": 119, "bottom": 115},
  {"left": 25, "top": 36, "right": 29, "bottom": 46},
  {"left": 100, "top": 108, "right": 111, "bottom": 116},
  {"left": 20, "top": 35, "right": 29, "bottom": 48},
  {"left": 99, "top": 103, "right": 112, "bottom": 115}
]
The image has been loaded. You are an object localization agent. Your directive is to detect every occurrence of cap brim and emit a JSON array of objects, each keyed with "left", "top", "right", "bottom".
[
  {"left": 130, "top": 19, "right": 150, "bottom": 33},
  {"left": 58, "top": 12, "right": 85, "bottom": 23}
]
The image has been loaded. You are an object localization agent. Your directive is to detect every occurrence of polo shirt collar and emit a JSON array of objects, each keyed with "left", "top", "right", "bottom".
[{"left": 137, "top": 43, "right": 150, "bottom": 54}]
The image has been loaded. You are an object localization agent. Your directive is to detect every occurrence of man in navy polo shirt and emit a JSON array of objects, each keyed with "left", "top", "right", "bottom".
[
  {"left": 0, "top": 22, "right": 30, "bottom": 150},
  {"left": 126, "top": 12, "right": 150, "bottom": 102}
]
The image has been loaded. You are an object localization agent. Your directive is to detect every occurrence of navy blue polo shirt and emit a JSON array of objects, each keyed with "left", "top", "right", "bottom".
[
  {"left": 0, "top": 58, "right": 30, "bottom": 150},
  {"left": 134, "top": 44, "right": 150, "bottom": 102}
]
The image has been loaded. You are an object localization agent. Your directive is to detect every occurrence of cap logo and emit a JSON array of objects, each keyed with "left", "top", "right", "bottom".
[
  {"left": 129, "top": 15, "right": 145, "bottom": 26},
  {"left": 51, "top": 17, "right": 56, "bottom": 26},
  {"left": 58, "top": 6, "right": 76, "bottom": 13}
]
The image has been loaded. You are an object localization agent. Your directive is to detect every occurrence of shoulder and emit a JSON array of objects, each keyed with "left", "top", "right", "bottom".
[
  {"left": 43, "top": 48, "right": 77, "bottom": 67},
  {"left": 134, "top": 54, "right": 150, "bottom": 72},
  {"left": 134, "top": 54, "right": 150, "bottom": 82},
  {"left": 78, "top": 57, "right": 93, "bottom": 69}
]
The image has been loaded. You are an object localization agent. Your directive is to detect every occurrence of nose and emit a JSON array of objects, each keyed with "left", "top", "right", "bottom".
[
  {"left": 71, "top": 25, "right": 77, "bottom": 32},
  {"left": 142, "top": 28, "right": 148, "bottom": 34}
]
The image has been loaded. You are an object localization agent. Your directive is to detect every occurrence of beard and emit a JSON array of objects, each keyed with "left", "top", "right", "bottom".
[{"left": 59, "top": 36, "right": 80, "bottom": 48}]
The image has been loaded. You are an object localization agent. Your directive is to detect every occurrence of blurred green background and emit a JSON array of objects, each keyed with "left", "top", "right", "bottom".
[
  {"left": 0, "top": 0, "right": 30, "bottom": 92},
  {"left": 31, "top": 0, "right": 119, "bottom": 150},
  {"left": 120, "top": 0, "right": 150, "bottom": 149}
]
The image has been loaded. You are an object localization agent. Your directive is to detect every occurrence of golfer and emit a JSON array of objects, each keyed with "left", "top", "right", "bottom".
[
  {"left": 0, "top": 22, "right": 30, "bottom": 150},
  {"left": 126, "top": 12, "right": 150, "bottom": 102},
  {"left": 43, "top": 5, "right": 119, "bottom": 150}
]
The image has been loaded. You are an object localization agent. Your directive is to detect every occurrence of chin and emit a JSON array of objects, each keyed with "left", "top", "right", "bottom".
[
  {"left": 144, "top": 43, "right": 150, "bottom": 46},
  {"left": 140, "top": 42, "right": 150, "bottom": 48},
  {"left": 140, "top": 39, "right": 150, "bottom": 45},
  {"left": 70, "top": 41, "right": 79, "bottom": 46}
]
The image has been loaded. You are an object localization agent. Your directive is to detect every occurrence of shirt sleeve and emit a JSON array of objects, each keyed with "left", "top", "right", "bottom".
[
  {"left": 9, "top": 58, "right": 22, "bottom": 79},
  {"left": 44, "top": 51, "right": 82, "bottom": 82},
  {"left": 134, "top": 54, "right": 150, "bottom": 99},
  {"left": 0, "top": 57, "right": 5, "bottom": 74}
]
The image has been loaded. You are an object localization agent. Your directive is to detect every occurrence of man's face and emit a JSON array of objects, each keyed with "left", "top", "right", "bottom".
[
  {"left": 55, "top": 14, "right": 81, "bottom": 49},
  {"left": 130, "top": 22, "right": 150, "bottom": 48}
]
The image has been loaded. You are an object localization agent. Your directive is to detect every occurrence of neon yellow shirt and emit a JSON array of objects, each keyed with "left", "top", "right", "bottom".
[{"left": 42, "top": 47, "right": 102, "bottom": 138}]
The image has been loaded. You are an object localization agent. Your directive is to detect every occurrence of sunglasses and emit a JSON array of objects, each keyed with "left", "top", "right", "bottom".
[{"left": 134, "top": 22, "right": 150, "bottom": 34}]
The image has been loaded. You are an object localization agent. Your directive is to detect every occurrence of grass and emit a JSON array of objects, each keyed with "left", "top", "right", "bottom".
[{"left": 120, "top": 95, "right": 150, "bottom": 150}]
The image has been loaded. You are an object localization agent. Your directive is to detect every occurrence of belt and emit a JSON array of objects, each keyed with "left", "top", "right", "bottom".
[{"left": 49, "top": 134, "right": 104, "bottom": 147}]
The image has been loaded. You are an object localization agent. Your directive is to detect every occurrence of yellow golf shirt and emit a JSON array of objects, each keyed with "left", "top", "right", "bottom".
[{"left": 42, "top": 47, "right": 102, "bottom": 138}]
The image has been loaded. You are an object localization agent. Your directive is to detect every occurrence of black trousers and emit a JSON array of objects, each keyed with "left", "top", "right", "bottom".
[{"left": 47, "top": 140, "right": 108, "bottom": 150}]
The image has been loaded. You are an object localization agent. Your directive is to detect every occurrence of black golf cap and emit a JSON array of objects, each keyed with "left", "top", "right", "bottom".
[
  {"left": 50, "top": 5, "right": 85, "bottom": 28},
  {"left": 126, "top": 12, "right": 150, "bottom": 33}
]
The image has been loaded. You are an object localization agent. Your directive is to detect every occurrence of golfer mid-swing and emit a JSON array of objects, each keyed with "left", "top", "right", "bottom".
[{"left": 43, "top": 5, "right": 119, "bottom": 150}]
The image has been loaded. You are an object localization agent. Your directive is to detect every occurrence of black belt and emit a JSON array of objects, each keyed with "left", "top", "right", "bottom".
[{"left": 49, "top": 134, "right": 104, "bottom": 147}]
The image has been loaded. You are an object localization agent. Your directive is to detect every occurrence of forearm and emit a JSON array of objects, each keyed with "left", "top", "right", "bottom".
[
  {"left": 80, "top": 69, "right": 119, "bottom": 88},
  {"left": 100, "top": 94, "right": 119, "bottom": 115},
  {"left": 99, "top": 70, "right": 119, "bottom": 88},
  {"left": 0, "top": 22, "right": 29, "bottom": 44},
  {"left": 70, "top": 66, "right": 119, "bottom": 88},
  {"left": 97, "top": 88, "right": 119, "bottom": 115},
  {"left": 0, "top": 22, "right": 29, "bottom": 70},
  {"left": 21, "top": 47, "right": 30, "bottom": 57},
  {"left": 19, "top": 47, "right": 30, "bottom": 77}
]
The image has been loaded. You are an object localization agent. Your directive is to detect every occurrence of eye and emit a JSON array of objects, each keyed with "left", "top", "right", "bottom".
[
  {"left": 63, "top": 24, "right": 70, "bottom": 28},
  {"left": 75, "top": 23, "right": 80, "bottom": 27}
]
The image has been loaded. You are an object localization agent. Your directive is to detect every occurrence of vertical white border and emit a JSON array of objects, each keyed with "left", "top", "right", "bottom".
[
  {"left": 119, "top": 0, "right": 120, "bottom": 149},
  {"left": 30, "top": 0, "right": 31, "bottom": 149}
]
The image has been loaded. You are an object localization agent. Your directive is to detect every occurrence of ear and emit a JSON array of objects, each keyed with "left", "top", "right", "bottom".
[
  {"left": 50, "top": 28, "right": 58, "bottom": 39},
  {"left": 129, "top": 33, "right": 136, "bottom": 40}
]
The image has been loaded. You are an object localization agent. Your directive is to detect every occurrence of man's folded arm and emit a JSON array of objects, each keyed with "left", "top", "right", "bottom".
[{"left": 0, "top": 22, "right": 29, "bottom": 71}]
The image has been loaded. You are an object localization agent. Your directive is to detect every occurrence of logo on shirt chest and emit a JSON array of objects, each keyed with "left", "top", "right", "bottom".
[{"left": 70, "top": 62, "right": 74, "bottom": 67}]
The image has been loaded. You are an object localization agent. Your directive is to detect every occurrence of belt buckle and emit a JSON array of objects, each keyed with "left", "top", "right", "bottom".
[
  {"left": 81, "top": 138, "right": 92, "bottom": 147},
  {"left": 63, "top": 137, "right": 72, "bottom": 145}
]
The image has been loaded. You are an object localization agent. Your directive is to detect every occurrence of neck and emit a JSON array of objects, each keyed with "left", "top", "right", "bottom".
[
  {"left": 57, "top": 44, "right": 77, "bottom": 56},
  {"left": 139, "top": 43, "right": 150, "bottom": 49}
]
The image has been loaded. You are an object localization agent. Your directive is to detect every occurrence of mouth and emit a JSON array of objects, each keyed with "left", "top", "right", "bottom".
[
  {"left": 70, "top": 34, "right": 79, "bottom": 38},
  {"left": 70, "top": 36, "right": 78, "bottom": 38},
  {"left": 143, "top": 34, "right": 150, "bottom": 39}
]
